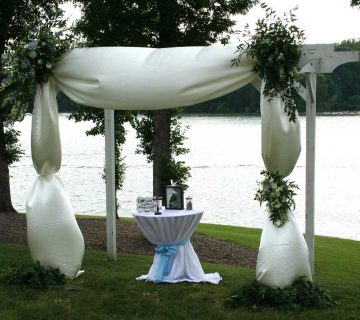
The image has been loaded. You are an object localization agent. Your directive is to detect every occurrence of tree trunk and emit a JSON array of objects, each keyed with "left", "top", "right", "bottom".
[
  {"left": 0, "top": 120, "right": 17, "bottom": 213},
  {"left": 153, "top": 109, "right": 171, "bottom": 200},
  {"left": 152, "top": 0, "right": 178, "bottom": 200},
  {"left": 0, "top": 0, "right": 18, "bottom": 213}
]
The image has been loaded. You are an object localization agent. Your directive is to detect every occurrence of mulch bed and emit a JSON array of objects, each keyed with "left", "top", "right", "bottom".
[{"left": 0, "top": 212, "right": 257, "bottom": 269}]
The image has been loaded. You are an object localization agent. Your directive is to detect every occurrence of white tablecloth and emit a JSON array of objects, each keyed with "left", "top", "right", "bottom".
[{"left": 133, "top": 209, "right": 221, "bottom": 284}]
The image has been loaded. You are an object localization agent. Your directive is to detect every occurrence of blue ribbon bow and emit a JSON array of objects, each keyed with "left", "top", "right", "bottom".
[{"left": 154, "top": 239, "right": 189, "bottom": 282}]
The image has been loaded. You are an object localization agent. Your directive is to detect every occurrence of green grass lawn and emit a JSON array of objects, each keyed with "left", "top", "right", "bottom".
[{"left": 1, "top": 223, "right": 359, "bottom": 320}]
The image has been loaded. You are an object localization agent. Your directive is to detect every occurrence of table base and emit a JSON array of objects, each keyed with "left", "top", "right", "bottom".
[{"left": 136, "top": 242, "right": 221, "bottom": 284}]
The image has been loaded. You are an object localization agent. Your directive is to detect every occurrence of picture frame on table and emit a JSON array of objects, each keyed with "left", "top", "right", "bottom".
[{"left": 165, "top": 186, "right": 184, "bottom": 210}]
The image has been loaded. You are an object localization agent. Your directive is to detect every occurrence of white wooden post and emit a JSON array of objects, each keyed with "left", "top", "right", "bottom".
[
  {"left": 105, "top": 109, "right": 117, "bottom": 261},
  {"left": 299, "top": 46, "right": 359, "bottom": 279},
  {"left": 305, "top": 72, "right": 316, "bottom": 278}
]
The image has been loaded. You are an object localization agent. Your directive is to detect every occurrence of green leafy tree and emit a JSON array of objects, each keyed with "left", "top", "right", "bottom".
[
  {"left": 140, "top": 0, "right": 259, "bottom": 200},
  {"left": 0, "top": 1, "right": 65, "bottom": 213},
  {"left": 351, "top": 0, "right": 360, "bottom": 7},
  {"left": 68, "top": 1, "right": 150, "bottom": 216},
  {"left": 71, "top": 0, "right": 259, "bottom": 201}
]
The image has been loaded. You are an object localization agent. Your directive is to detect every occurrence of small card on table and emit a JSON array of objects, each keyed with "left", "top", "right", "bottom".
[{"left": 136, "top": 197, "right": 157, "bottom": 212}]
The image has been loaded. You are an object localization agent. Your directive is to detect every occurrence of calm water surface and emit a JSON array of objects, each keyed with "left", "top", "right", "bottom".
[{"left": 10, "top": 113, "right": 360, "bottom": 241}]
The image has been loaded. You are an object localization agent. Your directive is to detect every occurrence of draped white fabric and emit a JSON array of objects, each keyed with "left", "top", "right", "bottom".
[
  {"left": 134, "top": 210, "right": 203, "bottom": 243},
  {"left": 27, "top": 78, "right": 84, "bottom": 279},
  {"left": 134, "top": 210, "right": 221, "bottom": 284},
  {"left": 260, "top": 93, "right": 301, "bottom": 177},
  {"left": 31, "top": 79, "right": 61, "bottom": 175},
  {"left": 53, "top": 46, "right": 255, "bottom": 109},
  {"left": 256, "top": 86, "right": 312, "bottom": 288},
  {"left": 137, "top": 243, "right": 220, "bottom": 284}
]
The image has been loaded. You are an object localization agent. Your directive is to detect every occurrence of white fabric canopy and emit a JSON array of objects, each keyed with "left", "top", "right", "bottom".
[
  {"left": 27, "top": 44, "right": 311, "bottom": 283},
  {"left": 53, "top": 46, "right": 255, "bottom": 109}
]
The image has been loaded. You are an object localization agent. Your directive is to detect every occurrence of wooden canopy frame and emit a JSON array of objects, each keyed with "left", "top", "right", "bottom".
[{"left": 104, "top": 44, "right": 360, "bottom": 278}]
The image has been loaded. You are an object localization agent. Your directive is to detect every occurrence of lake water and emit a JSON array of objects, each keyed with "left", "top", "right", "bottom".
[{"left": 9, "top": 113, "right": 360, "bottom": 241}]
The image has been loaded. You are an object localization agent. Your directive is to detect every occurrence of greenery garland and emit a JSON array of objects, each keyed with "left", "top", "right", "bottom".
[
  {"left": 1, "top": 22, "right": 76, "bottom": 116},
  {"left": 227, "top": 277, "right": 336, "bottom": 311},
  {"left": 232, "top": 3, "right": 305, "bottom": 122},
  {"left": 255, "top": 170, "right": 298, "bottom": 227},
  {"left": 4, "top": 262, "right": 66, "bottom": 289}
]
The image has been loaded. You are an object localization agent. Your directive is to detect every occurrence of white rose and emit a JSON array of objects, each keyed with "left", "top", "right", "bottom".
[
  {"left": 37, "top": 59, "right": 43, "bottom": 64},
  {"left": 28, "top": 51, "right": 37, "bottom": 59},
  {"left": 46, "top": 62, "right": 52, "bottom": 69}
]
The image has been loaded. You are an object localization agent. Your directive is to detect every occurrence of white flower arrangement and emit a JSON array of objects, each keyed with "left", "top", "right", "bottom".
[{"left": 255, "top": 170, "right": 299, "bottom": 227}]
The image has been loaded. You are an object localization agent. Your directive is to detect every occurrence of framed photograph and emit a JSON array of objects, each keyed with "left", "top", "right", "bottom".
[{"left": 165, "top": 186, "right": 184, "bottom": 210}]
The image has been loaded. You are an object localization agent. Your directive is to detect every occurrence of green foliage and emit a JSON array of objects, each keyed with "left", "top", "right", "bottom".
[
  {"left": 4, "top": 26, "right": 72, "bottom": 85},
  {"left": 1, "top": 21, "right": 80, "bottom": 173},
  {"left": 4, "top": 262, "right": 66, "bottom": 289},
  {"left": 133, "top": 112, "right": 154, "bottom": 162},
  {"left": 336, "top": 38, "right": 360, "bottom": 51},
  {"left": 351, "top": 0, "right": 360, "bottom": 7},
  {"left": 72, "top": 0, "right": 258, "bottom": 195},
  {"left": 0, "top": 1, "right": 67, "bottom": 174},
  {"left": 1, "top": 24, "right": 76, "bottom": 118},
  {"left": 1, "top": 238, "right": 359, "bottom": 319},
  {"left": 254, "top": 170, "right": 299, "bottom": 227},
  {"left": 73, "top": 0, "right": 258, "bottom": 47},
  {"left": 2, "top": 125, "right": 24, "bottom": 165},
  {"left": 1, "top": 2, "right": 67, "bottom": 115},
  {"left": 227, "top": 277, "right": 336, "bottom": 310},
  {"left": 233, "top": 3, "right": 305, "bottom": 122},
  {"left": 134, "top": 109, "right": 191, "bottom": 189},
  {"left": 160, "top": 156, "right": 191, "bottom": 190},
  {"left": 0, "top": 1, "right": 66, "bottom": 46}
]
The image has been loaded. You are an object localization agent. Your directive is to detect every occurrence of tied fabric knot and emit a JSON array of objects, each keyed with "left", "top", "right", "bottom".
[{"left": 154, "top": 239, "right": 189, "bottom": 283}]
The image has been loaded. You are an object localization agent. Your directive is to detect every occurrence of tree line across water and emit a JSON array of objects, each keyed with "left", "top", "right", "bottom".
[
  {"left": 58, "top": 40, "right": 360, "bottom": 115},
  {"left": 187, "top": 39, "right": 360, "bottom": 114}
]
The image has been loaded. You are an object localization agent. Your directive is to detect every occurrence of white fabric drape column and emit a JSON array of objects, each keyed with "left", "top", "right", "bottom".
[
  {"left": 26, "top": 78, "right": 84, "bottom": 279},
  {"left": 256, "top": 86, "right": 312, "bottom": 288}
]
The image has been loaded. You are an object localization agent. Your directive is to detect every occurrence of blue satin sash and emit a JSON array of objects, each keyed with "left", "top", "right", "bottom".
[{"left": 154, "top": 239, "right": 190, "bottom": 282}]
